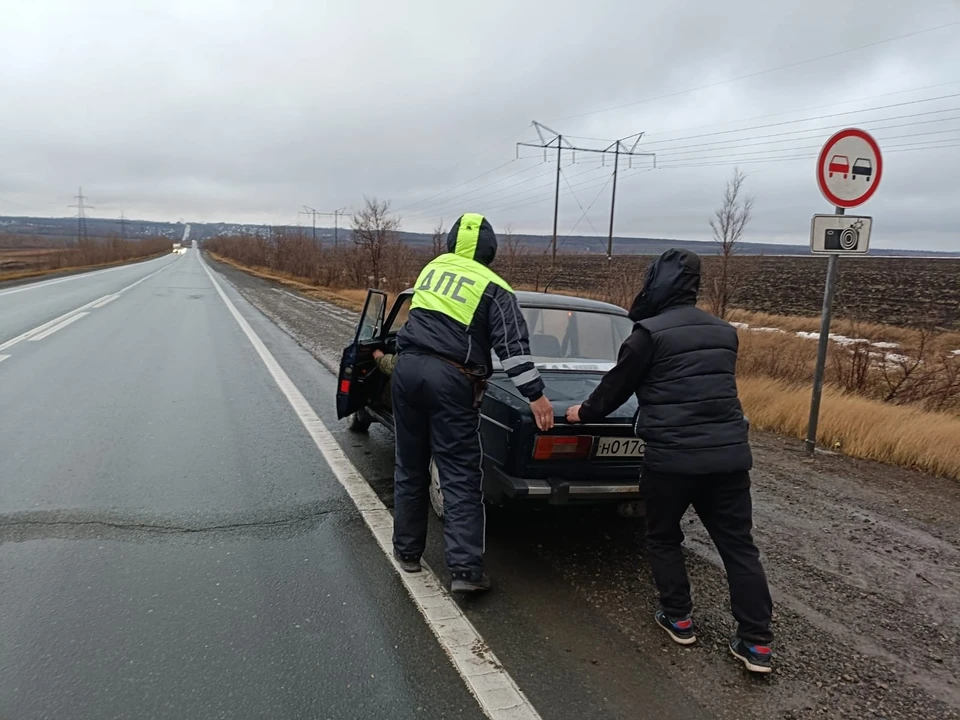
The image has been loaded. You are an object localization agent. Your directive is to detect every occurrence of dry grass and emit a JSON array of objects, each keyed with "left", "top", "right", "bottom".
[
  {"left": 740, "top": 377, "right": 960, "bottom": 480},
  {"left": 0, "top": 250, "right": 170, "bottom": 283},
  {"left": 727, "top": 308, "right": 960, "bottom": 353},
  {"left": 208, "top": 253, "right": 396, "bottom": 312}
]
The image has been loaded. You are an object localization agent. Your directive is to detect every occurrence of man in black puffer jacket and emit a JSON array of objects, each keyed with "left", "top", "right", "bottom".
[{"left": 566, "top": 249, "right": 774, "bottom": 674}]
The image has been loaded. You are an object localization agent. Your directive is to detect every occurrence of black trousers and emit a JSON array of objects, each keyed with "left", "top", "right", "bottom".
[
  {"left": 642, "top": 468, "right": 774, "bottom": 644},
  {"left": 391, "top": 353, "right": 485, "bottom": 576}
]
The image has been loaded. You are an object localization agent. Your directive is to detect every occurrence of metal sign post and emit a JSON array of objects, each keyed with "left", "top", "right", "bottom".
[
  {"left": 804, "top": 128, "right": 883, "bottom": 454},
  {"left": 805, "top": 208, "right": 842, "bottom": 454}
]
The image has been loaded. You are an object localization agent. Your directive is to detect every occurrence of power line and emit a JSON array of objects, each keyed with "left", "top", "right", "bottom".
[
  {"left": 553, "top": 21, "right": 960, "bottom": 123},
  {"left": 559, "top": 167, "right": 601, "bottom": 236},
  {"left": 638, "top": 92, "right": 960, "bottom": 147},
  {"left": 638, "top": 109, "right": 960, "bottom": 156},
  {"left": 407, "top": 160, "right": 552, "bottom": 217},
  {"left": 630, "top": 80, "right": 960, "bottom": 142},
  {"left": 393, "top": 158, "right": 519, "bottom": 213},
  {"left": 655, "top": 127, "right": 960, "bottom": 161},
  {"left": 557, "top": 171, "right": 619, "bottom": 249},
  {"left": 489, "top": 164, "right": 652, "bottom": 215},
  {"left": 411, "top": 161, "right": 609, "bottom": 221},
  {"left": 658, "top": 137, "right": 960, "bottom": 170}
]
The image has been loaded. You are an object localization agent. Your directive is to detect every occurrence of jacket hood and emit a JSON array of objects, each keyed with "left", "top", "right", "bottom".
[
  {"left": 447, "top": 213, "right": 497, "bottom": 265},
  {"left": 628, "top": 249, "right": 701, "bottom": 321}
]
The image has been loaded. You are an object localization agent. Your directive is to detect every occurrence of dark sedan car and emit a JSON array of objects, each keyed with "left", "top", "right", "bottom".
[{"left": 336, "top": 289, "right": 645, "bottom": 517}]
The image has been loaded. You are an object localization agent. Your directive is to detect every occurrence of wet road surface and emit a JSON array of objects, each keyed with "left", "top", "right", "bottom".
[
  {"left": 209, "top": 254, "right": 960, "bottom": 720},
  {"left": 0, "top": 250, "right": 488, "bottom": 719}
]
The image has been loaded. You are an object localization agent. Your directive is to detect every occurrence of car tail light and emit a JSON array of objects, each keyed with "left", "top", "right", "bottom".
[
  {"left": 339, "top": 379, "right": 350, "bottom": 394},
  {"left": 532, "top": 435, "right": 593, "bottom": 460}
]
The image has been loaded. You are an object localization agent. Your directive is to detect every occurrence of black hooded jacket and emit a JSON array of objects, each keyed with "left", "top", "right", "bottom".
[{"left": 578, "top": 249, "right": 752, "bottom": 475}]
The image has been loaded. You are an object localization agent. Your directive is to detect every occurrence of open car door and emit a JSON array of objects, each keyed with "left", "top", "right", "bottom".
[{"left": 336, "top": 289, "right": 387, "bottom": 419}]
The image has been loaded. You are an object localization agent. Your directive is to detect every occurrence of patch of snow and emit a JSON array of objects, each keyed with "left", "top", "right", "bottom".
[
  {"left": 754, "top": 327, "right": 784, "bottom": 333},
  {"left": 885, "top": 353, "right": 911, "bottom": 364},
  {"left": 830, "top": 334, "right": 870, "bottom": 346},
  {"left": 871, "top": 341, "right": 900, "bottom": 349},
  {"left": 731, "top": 322, "right": 749, "bottom": 329},
  {"left": 796, "top": 331, "right": 819, "bottom": 340},
  {"left": 950, "top": 349, "right": 960, "bottom": 357}
]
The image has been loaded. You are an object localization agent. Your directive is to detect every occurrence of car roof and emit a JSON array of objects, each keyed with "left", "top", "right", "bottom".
[
  {"left": 398, "top": 288, "right": 628, "bottom": 316},
  {"left": 515, "top": 291, "right": 628, "bottom": 315}
]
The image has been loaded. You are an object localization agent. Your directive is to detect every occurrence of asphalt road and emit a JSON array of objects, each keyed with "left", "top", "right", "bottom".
[
  {"left": 208, "top": 255, "right": 960, "bottom": 720},
  {"left": 0, "top": 250, "right": 487, "bottom": 719}
]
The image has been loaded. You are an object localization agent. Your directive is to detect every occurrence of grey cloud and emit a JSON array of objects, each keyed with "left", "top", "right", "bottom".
[{"left": 1, "top": 0, "right": 959, "bottom": 250}]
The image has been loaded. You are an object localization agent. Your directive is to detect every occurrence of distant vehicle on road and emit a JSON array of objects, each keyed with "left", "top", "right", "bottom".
[
  {"left": 852, "top": 157, "right": 873, "bottom": 181},
  {"left": 828, "top": 154, "right": 850, "bottom": 179},
  {"left": 172, "top": 242, "right": 182, "bottom": 254},
  {"left": 337, "top": 289, "right": 645, "bottom": 518}
]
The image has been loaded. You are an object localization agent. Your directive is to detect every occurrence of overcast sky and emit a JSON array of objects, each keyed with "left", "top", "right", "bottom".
[{"left": 2, "top": 0, "right": 959, "bottom": 250}]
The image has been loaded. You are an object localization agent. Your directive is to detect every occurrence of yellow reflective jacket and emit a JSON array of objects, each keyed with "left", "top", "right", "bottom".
[{"left": 397, "top": 213, "right": 544, "bottom": 401}]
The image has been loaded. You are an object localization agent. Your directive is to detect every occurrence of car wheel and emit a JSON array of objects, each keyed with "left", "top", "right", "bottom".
[
  {"left": 346, "top": 409, "right": 372, "bottom": 433},
  {"left": 428, "top": 458, "right": 444, "bottom": 519}
]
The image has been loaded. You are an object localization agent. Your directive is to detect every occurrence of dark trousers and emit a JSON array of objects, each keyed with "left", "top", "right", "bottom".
[
  {"left": 642, "top": 468, "right": 773, "bottom": 644},
  {"left": 392, "top": 353, "right": 485, "bottom": 576}
]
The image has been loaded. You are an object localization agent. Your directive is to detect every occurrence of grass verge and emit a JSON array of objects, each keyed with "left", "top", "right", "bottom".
[
  {"left": 206, "top": 252, "right": 397, "bottom": 311},
  {"left": 740, "top": 377, "right": 960, "bottom": 480},
  {"left": 0, "top": 251, "right": 171, "bottom": 284}
]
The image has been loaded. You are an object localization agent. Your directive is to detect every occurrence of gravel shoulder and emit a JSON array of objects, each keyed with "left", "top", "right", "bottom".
[{"left": 209, "top": 255, "right": 960, "bottom": 720}]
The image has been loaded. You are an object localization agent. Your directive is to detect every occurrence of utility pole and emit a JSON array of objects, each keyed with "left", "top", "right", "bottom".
[
  {"left": 517, "top": 122, "right": 574, "bottom": 263},
  {"left": 517, "top": 123, "right": 655, "bottom": 263},
  {"left": 68, "top": 187, "right": 93, "bottom": 243},
  {"left": 300, "top": 206, "right": 319, "bottom": 242},
  {"left": 604, "top": 133, "right": 655, "bottom": 261},
  {"left": 300, "top": 206, "right": 347, "bottom": 247}
]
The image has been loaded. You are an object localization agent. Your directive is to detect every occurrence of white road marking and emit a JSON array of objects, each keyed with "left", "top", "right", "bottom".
[
  {"left": 0, "top": 255, "right": 175, "bottom": 297},
  {"left": 200, "top": 255, "right": 541, "bottom": 720},
  {"left": 92, "top": 294, "right": 119, "bottom": 309},
  {"left": 0, "top": 354, "right": 9, "bottom": 364},
  {"left": 28, "top": 312, "right": 89, "bottom": 342},
  {"left": 0, "top": 262, "right": 173, "bottom": 353}
]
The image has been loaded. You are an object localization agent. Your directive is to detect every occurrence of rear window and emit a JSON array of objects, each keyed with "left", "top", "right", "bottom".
[{"left": 506, "top": 307, "right": 633, "bottom": 365}]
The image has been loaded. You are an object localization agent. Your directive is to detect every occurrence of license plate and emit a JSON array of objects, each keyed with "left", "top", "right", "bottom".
[{"left": 595, "top": 437, "right": 645, "bottom": 458}]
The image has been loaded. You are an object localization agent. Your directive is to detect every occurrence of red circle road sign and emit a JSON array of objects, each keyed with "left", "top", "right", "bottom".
[{"left": 816, "top": 128, "right": 883, "bottom": 208}]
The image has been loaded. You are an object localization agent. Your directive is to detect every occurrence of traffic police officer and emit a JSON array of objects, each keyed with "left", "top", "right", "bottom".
[{"left": 392, "top": 213, "right": 554, "bottom": 592}]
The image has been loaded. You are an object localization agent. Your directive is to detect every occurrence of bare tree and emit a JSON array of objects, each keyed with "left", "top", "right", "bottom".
[
  {"left": 706, "top": 168, "right": 754, "bottom": 319},
  {"left": 499, "top": 226, "right": 525, "bottom": 285},
  {"left": 431, "top": 219, "right": 447, "bottom": 257},
  {"left": 352, "top": 197, "right": 400, "bottom": 289}
]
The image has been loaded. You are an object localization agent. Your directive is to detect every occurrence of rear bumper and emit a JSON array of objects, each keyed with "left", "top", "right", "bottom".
[{"left": 485, "top": 463, "right": 642, "bottom": 504}]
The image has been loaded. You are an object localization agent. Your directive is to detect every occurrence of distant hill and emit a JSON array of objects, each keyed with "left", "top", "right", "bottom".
[{"left": 1, "top": 215, "right": 956, "bottom": 257}]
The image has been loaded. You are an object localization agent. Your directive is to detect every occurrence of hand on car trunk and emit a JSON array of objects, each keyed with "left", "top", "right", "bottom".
[
  {"left": 565, "top": 404, "right": 582, "bottom": 424},
  {"left": 530, "top": 395, "right": 554, "bottom": 431}
]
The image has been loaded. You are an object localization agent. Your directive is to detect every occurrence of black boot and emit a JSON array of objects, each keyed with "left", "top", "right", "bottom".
[{"left": 450, "top": 571, "right": 491, "bottom": 594}]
